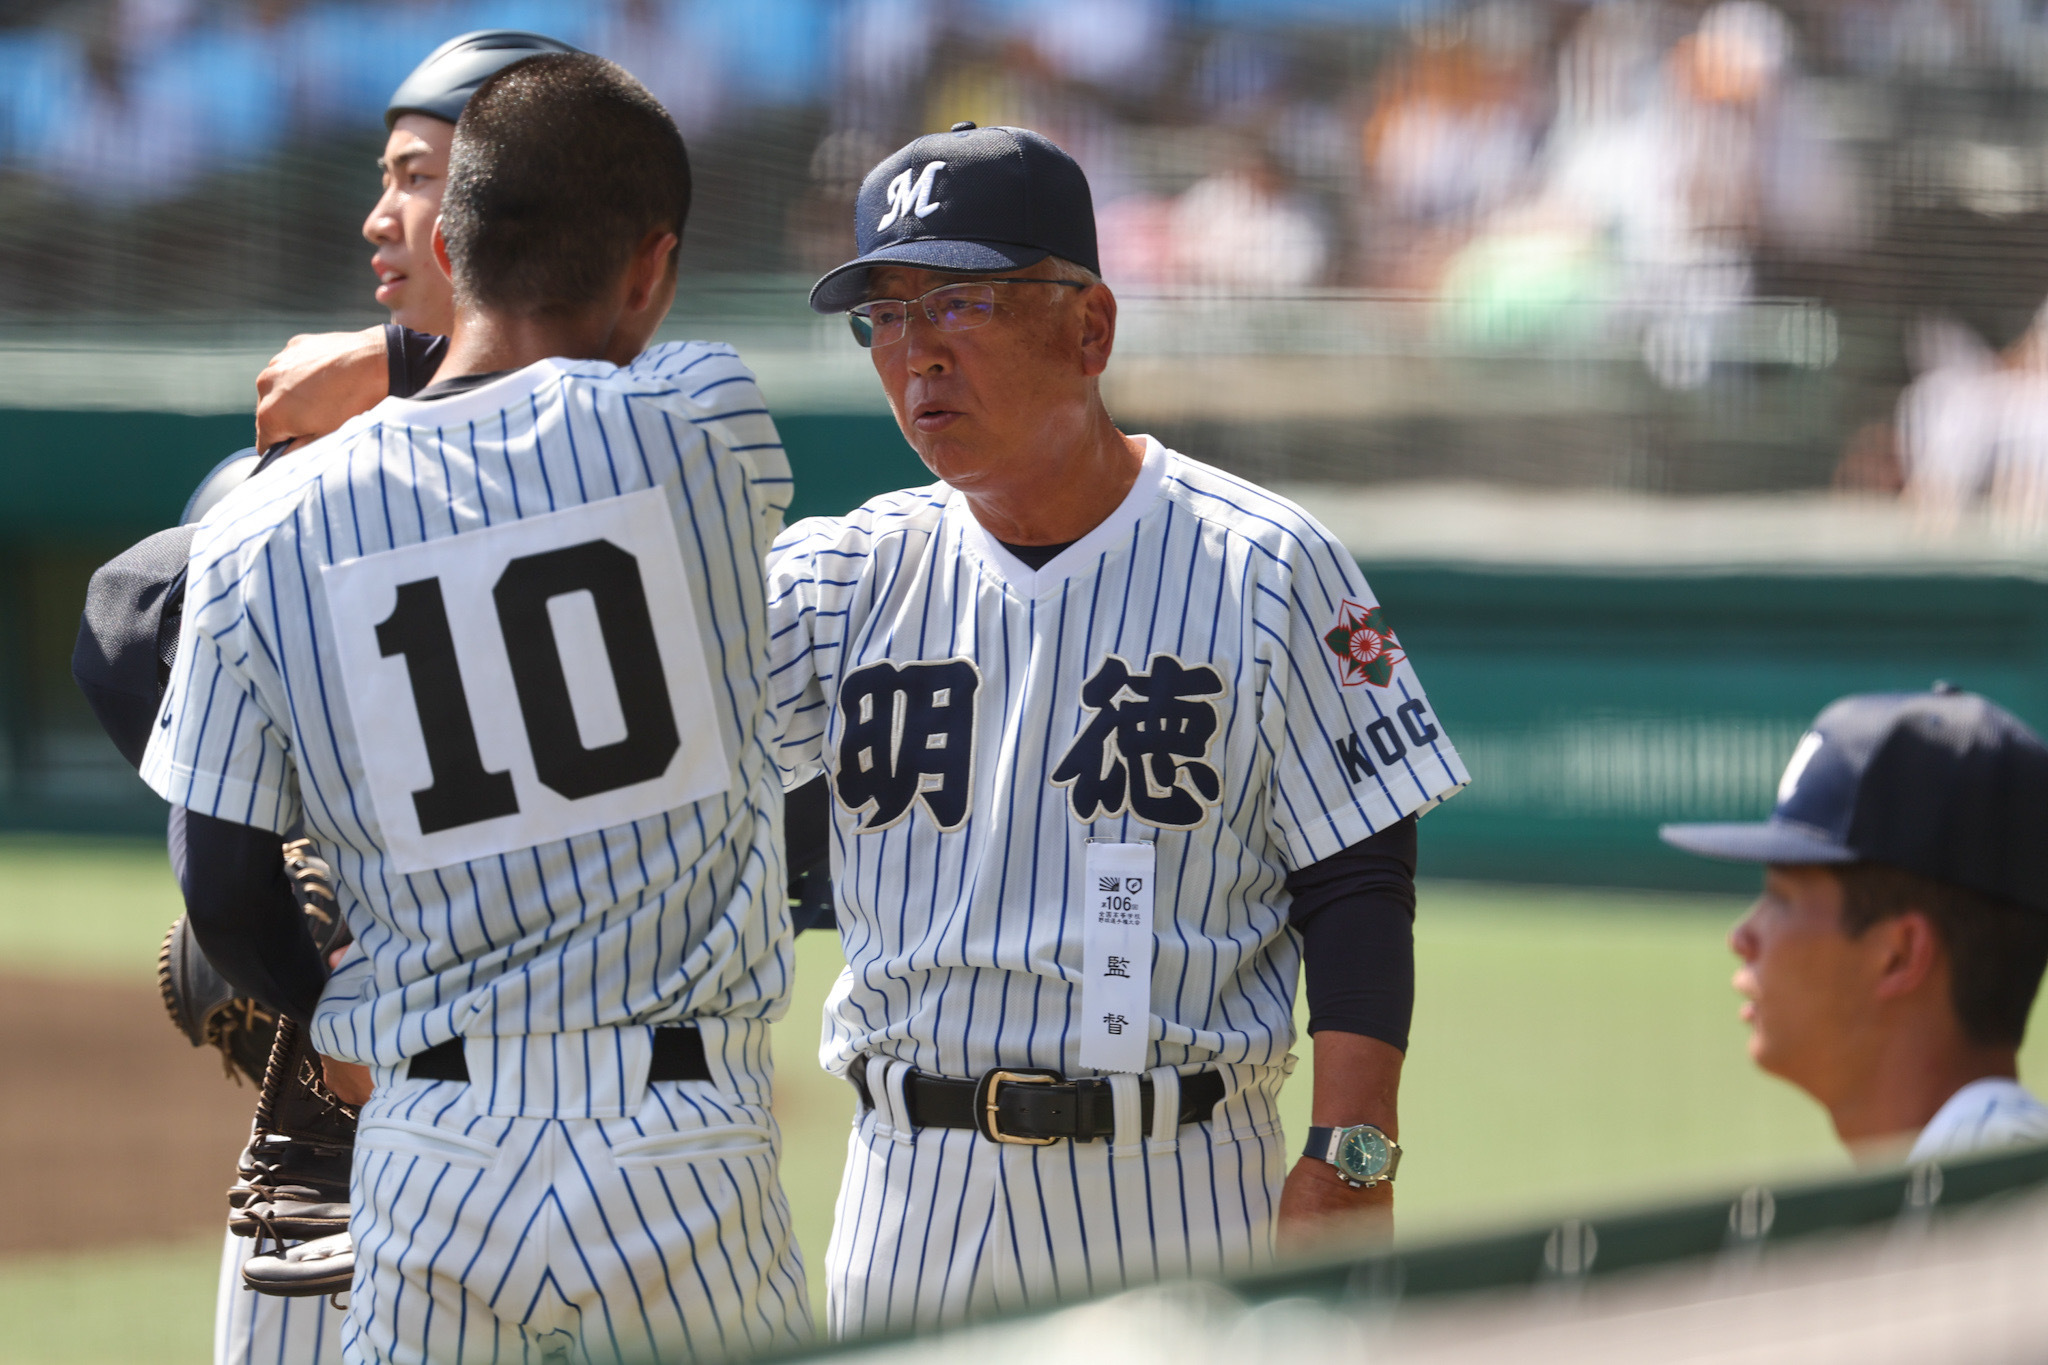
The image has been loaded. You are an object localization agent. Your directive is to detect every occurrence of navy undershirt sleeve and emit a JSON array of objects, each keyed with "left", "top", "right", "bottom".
[
  {"left": 785, "top": 775, "right": 836, "bottom": 933},
  {"left": 1288, "top": 816, "right": 1417, "bottom": 1051},
  {"left": 176, "top": 809, "right": 326, "bottom": 1023},
  {"left": 384, "top": 324, "right": 449, "bottom": 400}
]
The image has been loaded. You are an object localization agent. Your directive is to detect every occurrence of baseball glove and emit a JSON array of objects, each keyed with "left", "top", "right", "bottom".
[
  {"left": 156, "top": 838, "right": 352, "bottom": 1084},
  {"left": 229, "top": 1014, "right": 356, "bottom": 1245},
  {"left": 240, "top": 1231, "right": 354, "bottom": 1299},
  {"left": 282, "top": 836, "right": 347, "bottom": 959},
  {"left": 229, "top": 838, "right": 361, "bottom": 1292},
  {"left": 157, "top": 916, "right": 277, "bottom": 1085}
]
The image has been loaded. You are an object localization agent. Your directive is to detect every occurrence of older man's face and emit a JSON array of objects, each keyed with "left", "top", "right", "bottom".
[{"left": 863, "top": 260, "right": 1104, "bottom": 496}]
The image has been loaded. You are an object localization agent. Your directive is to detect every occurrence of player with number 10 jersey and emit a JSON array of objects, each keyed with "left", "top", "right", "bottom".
[
  {"left": 142, "top": 54, "right": 808, "bottom": 1362},
  {"left": 146, "top": 341, "right": 807, "bottom": 1357}
]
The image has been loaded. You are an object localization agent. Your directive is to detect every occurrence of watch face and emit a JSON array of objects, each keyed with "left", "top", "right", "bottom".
[{"left": 1334, "top": 1127, "right": 1391, "bottom": 1183}]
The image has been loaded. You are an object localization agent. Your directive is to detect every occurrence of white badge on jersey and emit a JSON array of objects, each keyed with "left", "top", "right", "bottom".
[
  {"left": 1080, "top": 840, "right": 1155, "bottom": 1073},
  {"left": 321, "top": 487, "right": 730, "bottom": 874}
]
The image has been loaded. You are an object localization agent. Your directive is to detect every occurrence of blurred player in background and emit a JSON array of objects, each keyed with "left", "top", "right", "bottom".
[
  {"left": 1663, "top": 685, "right": 2048, "bottom": 1162},
  {"left": 776, "top": 122, "right": 1466, "bottom": 1335}
]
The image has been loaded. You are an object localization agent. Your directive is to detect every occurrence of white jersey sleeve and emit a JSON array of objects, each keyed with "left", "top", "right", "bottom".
[
  {"left": 1245, "top": 503, "right": 1468, "bottom": 869},
  {"left": 1910, "top": 1078, "right": 2048, "bottom": 1161},
  {"left": 620, "top": 342, "right": 791, "bottom": 547},
  {"left": 142, "top": 537, "right": 303, "bottom": 834}
]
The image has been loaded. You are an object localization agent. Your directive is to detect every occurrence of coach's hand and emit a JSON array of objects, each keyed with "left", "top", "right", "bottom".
[
  {"left": 1278, "top": 1154, "right": 1392, "bottom": 1254},
  {"left": 1275, "top": 1029, "right": 1401, "bottom": 1256},
  {"left": 256, "top": 326, "right": 386, "bottom": 450}
]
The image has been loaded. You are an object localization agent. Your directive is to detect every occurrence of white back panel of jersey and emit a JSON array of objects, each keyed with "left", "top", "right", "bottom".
[{"left": 322, "top": 486, "right": 729, "bottom": 873}]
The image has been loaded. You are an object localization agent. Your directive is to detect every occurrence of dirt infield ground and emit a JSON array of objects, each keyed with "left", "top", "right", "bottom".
[{"left": 0, "top": 973, "right": 255, "bottom": 1257}]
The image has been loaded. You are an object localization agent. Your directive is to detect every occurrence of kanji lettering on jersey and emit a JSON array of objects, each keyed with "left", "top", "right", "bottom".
[
  {"left": 835, "top": 657, "right": 980, "bottom": 831},
  {"left": 1052, "top": 652, "right": 1225, "bottom": 828}
]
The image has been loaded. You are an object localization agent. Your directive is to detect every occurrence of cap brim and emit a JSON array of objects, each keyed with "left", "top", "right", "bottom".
[
  {"left": 808, "top": 239, "right": 1051, "bottom": 313},
  {"left": 1658, "top": 820, "right": 1858, "bottom": 864}
]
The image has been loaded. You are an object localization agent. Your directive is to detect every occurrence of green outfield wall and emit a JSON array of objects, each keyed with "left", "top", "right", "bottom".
[{"left": 6, "top": 408, "right": 2043, "bottom": 892}]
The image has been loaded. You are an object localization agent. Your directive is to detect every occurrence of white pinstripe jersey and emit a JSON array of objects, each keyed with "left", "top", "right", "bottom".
[
  {"left": 140, "top": 342, "right": 796, "bottom": 1071},
  {"left": 767, "top": 437, "right": 1468, "bottom": 1081}
]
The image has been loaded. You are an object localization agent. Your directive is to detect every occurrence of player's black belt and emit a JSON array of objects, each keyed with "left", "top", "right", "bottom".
[
  {"left": 405, "top": 1027, "right": 711, "bottom": 1083},
  {"left": 850, "top": 1058, "right": 1226, "bottom": 1144}
]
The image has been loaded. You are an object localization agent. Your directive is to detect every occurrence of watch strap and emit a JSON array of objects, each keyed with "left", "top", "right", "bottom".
[{"left": 1304, "top": 1123, "right": 1401, "bottom": 1185}]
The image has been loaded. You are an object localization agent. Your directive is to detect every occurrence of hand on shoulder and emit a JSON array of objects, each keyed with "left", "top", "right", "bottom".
[{"left": 255, "top": 326, "right": 389, "bottom": 450}]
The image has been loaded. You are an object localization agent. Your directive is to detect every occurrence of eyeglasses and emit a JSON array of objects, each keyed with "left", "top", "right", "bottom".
[{"left": 848, "top": 278, "right": 1090, "bottom": 348}]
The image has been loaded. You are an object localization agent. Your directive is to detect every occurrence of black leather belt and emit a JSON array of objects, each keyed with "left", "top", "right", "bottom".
[
  {"left": 406, "top": 1027, "right": 711, "bottom": 1084},
  {"left": 851, "top": 1059, "right": 1225, "bottom": 1144}
]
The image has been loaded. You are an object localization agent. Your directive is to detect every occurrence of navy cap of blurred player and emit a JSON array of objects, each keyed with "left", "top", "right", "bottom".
[
  {"left": 1661, "top": 685, "right": 2048, "bottom": 914},
  {"left": 808, "top": 122, "right": 1099, "bottom": 314},
  {"left": 386, "top": 30, "right": 581, "bottom": 128}
]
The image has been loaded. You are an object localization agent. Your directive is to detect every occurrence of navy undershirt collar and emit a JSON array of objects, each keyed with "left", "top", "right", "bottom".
[
  {"left": 409, "top": 369, "right": 515, "bottom": 402},
  {"left": 996, "top": 538, "right": 1078, "bottom": 570}
]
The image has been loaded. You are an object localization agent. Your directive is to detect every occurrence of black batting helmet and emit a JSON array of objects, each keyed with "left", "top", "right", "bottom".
[{"left": 385, "top": 30, "right": 582, "bottom": 129}]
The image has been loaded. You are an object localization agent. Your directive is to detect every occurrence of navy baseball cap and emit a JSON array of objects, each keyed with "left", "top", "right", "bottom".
[
  {"left": 386, "top": 30, "right": 581, "bottom": 129},
  {"left": 808, "top": 122, "right": 1099, "bottom": 314},
  {"left": 1660, "top": 685, "right": 2048, "bottom": 913}
]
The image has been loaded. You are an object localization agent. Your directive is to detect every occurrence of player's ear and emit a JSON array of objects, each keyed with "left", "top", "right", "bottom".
[
  {"left": 1871, "top": 910, "right": 1942, "bottom": 1002},
  {"left": 623, "top": 231, "right": 680, "bottom": 313},
  {"left": 1077, "top": 281, "right": 1116, "bottom": 380},
  {"left": 431, "top": 216, "right": 453, "bottom": 280}
]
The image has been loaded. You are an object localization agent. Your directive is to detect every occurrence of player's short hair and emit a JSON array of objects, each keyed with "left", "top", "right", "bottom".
[
  {"left": 1835, "top": 862, "right": 2048, "bottom": 1047},
  {"left": 442, "top": 53, "right": 689, "bottom": 317}
]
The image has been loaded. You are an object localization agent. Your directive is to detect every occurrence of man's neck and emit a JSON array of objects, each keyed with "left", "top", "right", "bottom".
[
  {"left": 956, "top": 410, "right": 1146, "bottom": 546},
  {"left": 435, "top": 307, "right": 628, "bottom": 382},
  {"left": 1824, "top": 1036, "right": 2019, "bottom": 1162}
]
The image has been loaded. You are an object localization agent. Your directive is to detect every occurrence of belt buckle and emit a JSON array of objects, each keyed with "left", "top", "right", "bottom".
[{"left": 974, "top": 1069, "right": 1064, "bottom": 1145}]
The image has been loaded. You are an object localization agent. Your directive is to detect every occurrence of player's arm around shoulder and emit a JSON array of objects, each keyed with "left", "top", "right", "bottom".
[{"left": 255, "top": 326, "right": 387, "bottom": 452}]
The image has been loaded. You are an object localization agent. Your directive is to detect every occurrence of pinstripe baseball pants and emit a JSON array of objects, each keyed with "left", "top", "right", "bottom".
[
  {"left": 215, "top": 1228, "right": 347, "bottom": 1365},
  {"left": 824, "top": 1062, "right": 1287, "bottom": 1338},
  {"left": 340, "top": 1020, "right": 809, "bottom": 1365}
]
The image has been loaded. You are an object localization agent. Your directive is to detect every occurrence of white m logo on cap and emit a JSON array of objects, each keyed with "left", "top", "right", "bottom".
[
  {"left": 1777, "top": 731, "right": 1824, "bottom": 805},
  {"left": 878, "top": 161, "right": 946, "bottom": 231}
]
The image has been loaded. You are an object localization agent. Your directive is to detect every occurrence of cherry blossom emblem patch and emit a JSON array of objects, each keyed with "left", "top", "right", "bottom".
[{"left": 1323, "top": 599, "right": 1405, "bottom": 687}]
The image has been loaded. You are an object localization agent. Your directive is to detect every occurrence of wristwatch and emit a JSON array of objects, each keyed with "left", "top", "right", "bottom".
[{"left": 1304, "top": 1124, "right": 1401, "bottom": 1189}]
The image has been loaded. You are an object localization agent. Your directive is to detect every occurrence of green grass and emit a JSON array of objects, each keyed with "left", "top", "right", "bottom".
[
  {"left": 6, "top": 839, "right": 2021, "bottom": 1360},
  {"left": 0, "top": 834, "right": 184, "bottom": 980},
  {"left": 0, "top": 1235, "right": 220, "bottom": 1365}
]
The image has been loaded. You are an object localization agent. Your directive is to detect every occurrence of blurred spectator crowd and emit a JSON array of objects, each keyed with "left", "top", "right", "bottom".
[
  {"left": 12, "top": 0, "right": 2048, "bottom": 510},
  {"left": 0, "top": 0, "right": 1913, "bottom": 281},
  {"left": 0, "top": 0, "right": 2041, "bottom": 294}
]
